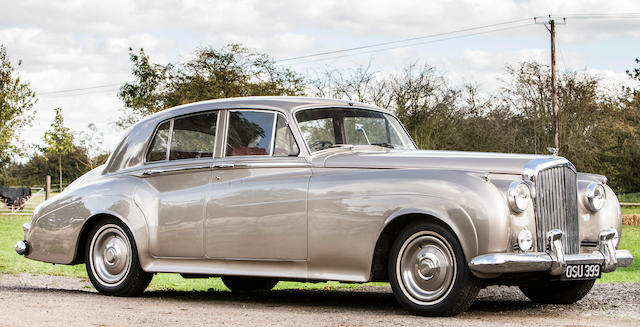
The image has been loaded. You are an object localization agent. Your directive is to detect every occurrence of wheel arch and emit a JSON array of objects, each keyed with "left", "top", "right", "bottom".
[
  {"left": 71, "top": 210, "right": 148, "bottom": 267},
  {"left": 370, "top": 208, "right": 478, "bottom": 281}
]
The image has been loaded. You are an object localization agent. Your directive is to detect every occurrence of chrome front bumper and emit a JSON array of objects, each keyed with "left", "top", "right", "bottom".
[{"left": 470, "top": 229, "right": 634, "bottom": 276}]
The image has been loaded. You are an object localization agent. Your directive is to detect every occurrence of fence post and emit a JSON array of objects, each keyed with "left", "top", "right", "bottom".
[{"left": 46, "top": 175, "right": 51, "bottom": 200}]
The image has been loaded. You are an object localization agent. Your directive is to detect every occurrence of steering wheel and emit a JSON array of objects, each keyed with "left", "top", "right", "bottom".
[{"left": 309, "top": 140, "right": 334, "bottom": 150}]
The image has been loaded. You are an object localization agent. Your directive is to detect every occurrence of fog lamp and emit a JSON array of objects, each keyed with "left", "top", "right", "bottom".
[{"left": 518, "top": 228, "right": 533, "bottom": 252}]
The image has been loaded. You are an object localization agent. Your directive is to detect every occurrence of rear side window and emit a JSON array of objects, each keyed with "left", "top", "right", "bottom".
[
  {"left": 226, "top": 111, "right": 275, "bottom": 156},
  {"left": 146, "top": 111, "right": 218, "bottom": 162},
  {"left": 170, "top": 112, "right": 217, "bottom": 160}
]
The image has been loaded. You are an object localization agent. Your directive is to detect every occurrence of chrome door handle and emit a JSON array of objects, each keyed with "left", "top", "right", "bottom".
[
  {"left": 212, "top": 163, "right": 235, "bottom": 169},
  {"left": 142, "top": 169, "right": 163, "bottom": 176}
]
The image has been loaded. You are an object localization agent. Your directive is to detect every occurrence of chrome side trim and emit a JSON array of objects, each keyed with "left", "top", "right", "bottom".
[{"left": 133, "top": 164, "right": 212, "bottom": 177}]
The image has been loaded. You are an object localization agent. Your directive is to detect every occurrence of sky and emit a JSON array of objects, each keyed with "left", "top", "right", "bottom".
[{"left": 2, "top": 0, "right": 640, "bottom": 157}]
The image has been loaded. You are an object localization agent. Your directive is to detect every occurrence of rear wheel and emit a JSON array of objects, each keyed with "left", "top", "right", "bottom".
[
  {"left": 519, "top": 279, "right": 595, "bottom": 304},
  {"left": 388, "top": 221, "right": 480, "bottom": 316},
  {"left": 221, "top": 276, "right": 279, "bottom": 292},
  {"left": 85, "top": 218, "right": 152, "bottom": 296}
]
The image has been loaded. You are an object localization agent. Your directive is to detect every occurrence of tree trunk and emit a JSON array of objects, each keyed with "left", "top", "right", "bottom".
[{"left": 58, "top": 155, "right": 62, "bottom": 192}]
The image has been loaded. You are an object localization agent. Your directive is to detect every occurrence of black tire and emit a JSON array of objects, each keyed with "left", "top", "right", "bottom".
[
  {"left": 84, "top": 218, "right": 152, "bottom": 296},
  {"left": 221, "top": 276, "right": 279, "bottom": 292},
  {"left": 519, "top": 279, "right": 595, "bottom": 304},
  {"left": 388, "top": 221, "right": 481, "bottom": 316}
]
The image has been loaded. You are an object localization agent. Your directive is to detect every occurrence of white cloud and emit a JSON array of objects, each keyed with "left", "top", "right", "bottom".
[{"left": 1, "top": 0, "right": 639, "bottom": 157}]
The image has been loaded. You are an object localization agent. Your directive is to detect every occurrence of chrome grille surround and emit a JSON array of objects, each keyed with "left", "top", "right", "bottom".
[{"left": 523, "top": 158, "right": 579, "bottom": 255}]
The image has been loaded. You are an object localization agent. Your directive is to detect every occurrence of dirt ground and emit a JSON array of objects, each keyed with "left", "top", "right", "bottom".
[{"left": 0, "top": 273, "right": 639, "bottom": 327}]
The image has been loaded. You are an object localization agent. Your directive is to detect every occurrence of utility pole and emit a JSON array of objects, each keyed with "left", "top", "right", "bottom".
[
  {"left": 535, "top": 15, "right": 565, "bottom": 152},
  {"left": 550, "top": 19, "right": 558, "bottom": 150}
]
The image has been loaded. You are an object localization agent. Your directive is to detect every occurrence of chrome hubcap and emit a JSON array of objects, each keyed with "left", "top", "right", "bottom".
[
  {"left": 90, "top": 225, "right": 132, "bottom": 286},
  {"left": 397, "top": 232, "right": 456, "bottom": 305}
]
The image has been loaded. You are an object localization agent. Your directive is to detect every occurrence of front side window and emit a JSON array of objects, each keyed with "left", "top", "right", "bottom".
[
  {"left": 273, "top": 115, "right": 300, "bottom": 156},
  {"left": 146, "top": 111, "right": 218, "bottom": 162},
  {"left": 226, "top": 111, "right": 275, "bottom": 156}
]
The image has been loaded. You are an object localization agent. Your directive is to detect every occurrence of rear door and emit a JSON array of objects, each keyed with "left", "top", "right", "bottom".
[
  {"left": 205, "top": 110, "right": 310, "bottom": 260},
  {"left": 138, "top": 111, "right": 219, "bottom": 258}
]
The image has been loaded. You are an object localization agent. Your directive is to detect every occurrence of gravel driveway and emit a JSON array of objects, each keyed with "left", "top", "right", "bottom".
[{"left": 1, "top": 273, "right": 638, "bottom": 326}]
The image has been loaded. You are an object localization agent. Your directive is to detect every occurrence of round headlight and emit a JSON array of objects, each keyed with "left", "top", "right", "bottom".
[
  {"left": 508, "top": 181, "right": 531, "bottom": 213},
  {"left": 518, "top": 228, "right": 533, "bottom": 252},
  {"left": 585, "top": 183, "right": 606, "bottom": 212}
]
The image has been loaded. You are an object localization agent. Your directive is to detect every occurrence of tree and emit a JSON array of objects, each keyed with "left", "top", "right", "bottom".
[
  {"left": 626, "top": 58, "right": 640, "bottom": 81},
  {"left": 43, "top": 107, "right": 75, "bottom": 191},
  {"left": 77, "top": 123, "right": 108, "bottom": 170},
  {"left": 0, "top": 44, "right": 37, "bottom": 165},
  {"left": 117, "top": 44, "right": 305, "bottom": 128}
]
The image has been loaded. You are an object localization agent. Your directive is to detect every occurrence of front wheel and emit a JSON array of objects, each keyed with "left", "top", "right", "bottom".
[
  {"left": 388, "top": 221, "right": 480, "bottom": 316},
  {"left": 221, "top": 276, "right": 279, "bottom": 292},
  {"left": 519, "top": 279, "right": 595, "bottom": 304},
  {"left": 85, "top": 218, "right": 152, "bottom": 296}
]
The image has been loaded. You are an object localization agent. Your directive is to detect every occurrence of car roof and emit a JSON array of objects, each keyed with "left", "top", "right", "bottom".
[{"left": 103, "top": 96, "right": 389, "bottom": 174}]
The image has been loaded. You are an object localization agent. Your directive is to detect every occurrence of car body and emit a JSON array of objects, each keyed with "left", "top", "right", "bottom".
[{"left": 16, "top": 96, "right": 633, "bottom": 316}]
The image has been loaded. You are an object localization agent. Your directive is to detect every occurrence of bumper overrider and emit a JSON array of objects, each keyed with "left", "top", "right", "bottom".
[{"left": 469, "top": 229, "right": 633, "bottom": 276}]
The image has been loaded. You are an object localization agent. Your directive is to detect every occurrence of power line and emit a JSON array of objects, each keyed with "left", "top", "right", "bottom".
[
  {"left": 42, "top": 87, "right": 122, "bottom": 98},
  {"left": 34, "top": 13, "right": 640, "bottom": 96},
  {"left": 275, "top": 17, "right": 533, "bottom": 63},
  {"left": 37, "top": 18, "right": 535, "bottom": 97},
  {"left": 37, "top": 83, "right": 122, "bottom": 96},
  {"left": 287, "top": 23, "right": 533, "bottom": 66}
]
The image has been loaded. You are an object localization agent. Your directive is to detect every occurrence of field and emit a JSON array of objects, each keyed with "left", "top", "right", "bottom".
[{"left": 619, "top": 192, "right": 640, "bottom": 215}]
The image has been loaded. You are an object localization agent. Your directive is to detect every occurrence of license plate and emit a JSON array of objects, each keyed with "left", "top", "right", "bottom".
[{"left": 562, "top": 264, "right": 601, "bottom": 280}]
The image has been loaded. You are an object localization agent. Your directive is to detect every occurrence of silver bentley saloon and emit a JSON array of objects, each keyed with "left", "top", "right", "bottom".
[{"left": 15, "top": 96, "right": 633, "bottom": 316}]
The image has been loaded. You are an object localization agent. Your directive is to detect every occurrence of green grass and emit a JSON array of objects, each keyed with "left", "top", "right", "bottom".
[
  {"left": 619, "top": 192, "right": 640, "bottom": 215},
  {"left": 618, "top": 192, "right": 640, "bottom": 203},
  {"left": 2, "top": 214, "right": 638, "bottom": 291},
  {"left": 622, "top": 206, "right": 640, "bottom": 215},
  {"left": 598, "top": 225, "right": 640, "bottom": 283}
]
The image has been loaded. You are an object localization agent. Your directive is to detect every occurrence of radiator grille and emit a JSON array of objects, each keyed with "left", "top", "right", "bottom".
[{"left": 534, "top": 165, "right": 579, "bottom": 254}]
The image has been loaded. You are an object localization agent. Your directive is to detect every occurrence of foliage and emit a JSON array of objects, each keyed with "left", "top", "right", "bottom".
[
  {"left": 4, "top": 147, "right": 93, "bottom": 189},
  {"left": 626, "top": 58, "right": 640, "bottom": 81},
  {"left": 42, "top": 107, "right": 75, "bottom": 190},
  {"left": 117, "top": 44, "right": 305, "bottom": 128},
  {"left": 0, "top": 45, "right": 37, "bottom": 165},
  {"left": 43, "top": 108, "right": 75, "bottom": 157},
  {"left": 76, "top": 123, "right": 108, "bottom": 169},
  {"left": 312, "top": 61, "right": 640, "bottom": 193}
]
